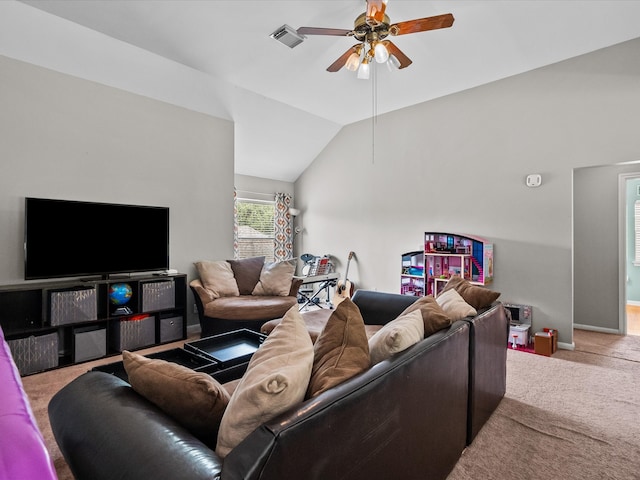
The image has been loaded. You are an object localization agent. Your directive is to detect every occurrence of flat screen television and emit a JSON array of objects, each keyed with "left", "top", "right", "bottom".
[{"left": 24, "top": 197, "right": 169, "bottom": 280}]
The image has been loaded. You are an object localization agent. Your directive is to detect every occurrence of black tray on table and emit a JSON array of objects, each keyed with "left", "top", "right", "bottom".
[
  {"left": 184, "top": 329, "right": 267, "bottom": 369},
  {"left": 92, "top": 347, "right": 218, "bottom": 382}
]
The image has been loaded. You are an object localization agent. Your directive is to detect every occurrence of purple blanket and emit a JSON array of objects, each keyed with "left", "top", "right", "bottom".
[{"left": 0, "top": 326, "right": 57, "bottom": 480}]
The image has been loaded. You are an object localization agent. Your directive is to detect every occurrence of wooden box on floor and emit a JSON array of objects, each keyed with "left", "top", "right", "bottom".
[
  {"left": 534, "top": 331, "right": 553, "bottom": 356},
  {"left": 543, "top": 328, "right": 558, "bottom": 353}
]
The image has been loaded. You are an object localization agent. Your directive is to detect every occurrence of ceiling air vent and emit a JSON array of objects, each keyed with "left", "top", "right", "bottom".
[{"left": 270, "top": 24, "right": 305, "bottom": 48}]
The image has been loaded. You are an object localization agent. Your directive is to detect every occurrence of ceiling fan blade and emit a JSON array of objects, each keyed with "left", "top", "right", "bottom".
[
  {"left": 383, "top": 40, "right": 412, "bottom": 69},
  {"left": 366, "top": 0, "right": 388, "bottom": 24},
  {"left": 327, "top": 45, "right": 360, "bottom": 72},
  {"left": 297, "top": 26, "right": 352, "bottom": 36},
  {"left": 390, "top": 13, "right": 454, "bottom": 36}
]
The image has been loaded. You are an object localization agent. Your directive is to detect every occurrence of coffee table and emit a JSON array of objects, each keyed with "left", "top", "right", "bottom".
[{"left": 93, "top": 328, "right": 266, "bottom": 383}]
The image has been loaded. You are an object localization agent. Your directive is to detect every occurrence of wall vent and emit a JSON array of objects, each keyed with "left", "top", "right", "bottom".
[{"left": 270, "top": 24, "right": 305, "bottom": 48}]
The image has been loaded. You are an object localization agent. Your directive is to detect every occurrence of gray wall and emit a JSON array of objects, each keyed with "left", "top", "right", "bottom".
[
  {"left": 574, "top": 164, "right": 640, "bottom": 332},
  {"left": 0, "top": 55, "right": 235, "bottom": 327},
  {"left": 295, "top": 37, "right": 640, "bottom": 346}
]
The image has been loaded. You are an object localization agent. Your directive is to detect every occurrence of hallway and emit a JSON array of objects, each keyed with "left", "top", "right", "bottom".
[{"left": 626, "top": 304, "right": 640, "bottom": 335}]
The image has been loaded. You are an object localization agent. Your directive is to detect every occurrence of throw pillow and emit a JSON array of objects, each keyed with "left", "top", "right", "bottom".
[
  {"left": 368, "top": 310, "right": 424, "bottom": 366},
  {"left": 435, "top": 288, "right": 477, "bottom": 320},
  {"left": 441, "top": 275, "right": 500, "bottom": 310},
  {"left": 252, "top": 258, "right": 296, "bottom": 296},
  {"left": 123, "top": 350, "right": 230, "bottom": 447},
  {"left": 398, "top": 295, "right": 452, "bottom": 337},
  {"left": 194, "top": 260, "right": 239, "bottom": 299},
  {"left": 306, "top": 298, "right": 370, "bottom": 399},
  {"left": 215, "top": 305, "right": 313, "bottom": 458},
  {"left": 227, "top": 256, "right": 265, "bottom": 295}
]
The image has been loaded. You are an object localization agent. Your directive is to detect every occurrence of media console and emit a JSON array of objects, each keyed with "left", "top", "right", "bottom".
[{"left": 0, "top": 273, "right": 187, "bottom": 376}]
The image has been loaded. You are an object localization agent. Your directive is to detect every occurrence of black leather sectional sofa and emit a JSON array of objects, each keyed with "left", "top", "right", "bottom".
[{"left": 49, "top": 290, "right": 508, "bottom": 480}]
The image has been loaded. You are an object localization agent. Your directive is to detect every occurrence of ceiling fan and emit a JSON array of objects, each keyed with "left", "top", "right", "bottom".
[{"left": 296, "top": 0, "right": 454, "bottom": 79}]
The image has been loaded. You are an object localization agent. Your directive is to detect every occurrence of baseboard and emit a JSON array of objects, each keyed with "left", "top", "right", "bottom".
[
  {"left": 574, "top": 324, "right": 621, "bottom": 335},
  {"left": 558, "top": 341, "right": 575, "bottom": 351},
  {"left": 187, "top": 323, "right": 201, "bottom": 337}
]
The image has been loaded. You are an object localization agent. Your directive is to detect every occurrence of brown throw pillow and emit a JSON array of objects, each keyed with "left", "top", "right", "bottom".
[
  {"left": 227, "top": 256, "right": 265, "bottom": 295},
  {"left": 442, "top": 276, "right": 500, "bottom": 310},
  {"left": 399, "top": 295, "right": 452, "bottom": 337},
  {"left": 306, "top": 298, "right": 370, "bottom": 398},
  {"left": 368, "top": 310, "right": 424, "bottom": 366},
  {"left": 194, "top": 260, "right": 239, "bottom": 298},
  {"left": 215, "top": 306, "right": 314, "bottom": 458},
  {"left": 252, "top": 259, "right": 296, "bottom": 296},
  {"left": 123, "top": 350, "right": 230, "bottom": 447}
]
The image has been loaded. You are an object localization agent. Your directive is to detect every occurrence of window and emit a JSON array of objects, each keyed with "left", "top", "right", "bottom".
[{"left": 236, "top": 198, "right": 275, "bottom": 262}]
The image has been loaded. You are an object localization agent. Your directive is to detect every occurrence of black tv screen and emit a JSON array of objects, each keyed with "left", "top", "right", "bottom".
[{"left": 25, "top": 197, "right": 169, "bottom": 280}]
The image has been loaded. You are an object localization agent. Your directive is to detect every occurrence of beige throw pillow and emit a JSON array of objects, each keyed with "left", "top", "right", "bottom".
[
  {"left": 398, "top": 295, "right": 452, "bottom": 337},
  {"left": 306, "top": 298, "right": 370, "bottom": 398},
  {"left": 215, "top": 305, "right": 313, "bottom": 458},
  {"left": 368, "top": 310, "right": 424, "bottom": 366},
  {"left": 441, "top": 275, "right": 500, "bottom": 310},
  {"left": 123, "top": 351, "right": 230, "bottom": 447},
  {"left": 194, "top": 260, "right": 239, "bottom": 299},
  {"left": 252, "top": 258, "right": 296, "bottom": 296},
  {"left": 435, "top": 288, "right": 477, "bottom": 320}
]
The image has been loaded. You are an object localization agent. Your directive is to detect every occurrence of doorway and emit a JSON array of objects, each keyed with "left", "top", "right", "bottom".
[{"left": 620, "top": 173, "right": 640, "bottom": 336}]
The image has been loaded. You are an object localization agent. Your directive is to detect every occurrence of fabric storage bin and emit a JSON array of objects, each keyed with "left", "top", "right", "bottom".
[
  {"left": 49, "top": 286, "right": 97, "bottom": 326},
  {"left": 110, "top": 315, "right": 155, "bottom": 352},
  {"left": 141, "top": 280, "right": 175, "bottom": 311},
  {"left": 7, "top": 332, "right": 58, "bottom": 375},
  {"left": 74, "top": 326, "right": 107, "bottom": 362},
  {"left": 159, "top": 315, "right": 183, "bottom": 343}
]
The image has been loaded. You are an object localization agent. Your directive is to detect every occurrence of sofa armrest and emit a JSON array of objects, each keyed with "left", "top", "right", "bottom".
[
  {"left": 464, "top": 302, "right": 509, "bottom": 444},
  {"left": 190, "top": 279, "right": 215, "bottom": 305},
  {"left": 351, "top": 289, "right": 418, "bottom": 325},
  {"left": 49, "top": 372, "right": 223, "bottom": 480}
]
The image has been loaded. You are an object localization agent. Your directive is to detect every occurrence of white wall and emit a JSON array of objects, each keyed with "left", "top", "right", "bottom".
[
  {"left": 295, "top": 37, "right": 640, "bottom": 346},
  {"left": 0, "top": 55, "right": 235, "bottom": 326}
]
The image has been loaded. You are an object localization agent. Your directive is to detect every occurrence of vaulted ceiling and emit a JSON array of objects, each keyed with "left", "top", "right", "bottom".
[{"left": 12, "top": 1, "right": 640, "bottom": 181}]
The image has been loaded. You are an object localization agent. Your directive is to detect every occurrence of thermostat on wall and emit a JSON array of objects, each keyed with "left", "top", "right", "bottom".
[{"left": 526, "top": 174, "right": 542, "bottom": 187}]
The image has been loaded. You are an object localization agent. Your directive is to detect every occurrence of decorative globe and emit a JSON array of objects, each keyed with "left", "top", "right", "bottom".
[{"left": 109, "top": 283, "right": 133, "bottom": 305}]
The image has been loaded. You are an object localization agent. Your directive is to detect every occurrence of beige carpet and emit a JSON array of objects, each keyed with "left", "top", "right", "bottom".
[
  {"left": 448, "top": 329, "right": 640, "bottom": 480},
  {"left": 21, "top": 330, "right": 640, "bottom": 480}
]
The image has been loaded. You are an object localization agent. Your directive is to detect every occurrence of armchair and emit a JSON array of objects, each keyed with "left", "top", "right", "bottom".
[{"left": 190, "top": 257, "right": 302, "bottom": 337}]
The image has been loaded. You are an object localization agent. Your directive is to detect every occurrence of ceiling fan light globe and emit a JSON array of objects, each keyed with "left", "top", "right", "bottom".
[
  {"left": 387, "top": 54, "right": 401, "bottom": 70},
  {"left": 345, "top": 52, "right": 361, "bottom": 71},
  {"left": 374, "top": 42, "right": 389, "bottom": 63},
  {"left": 357, "top": 61, "right": 370, "bottom": 79}
]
